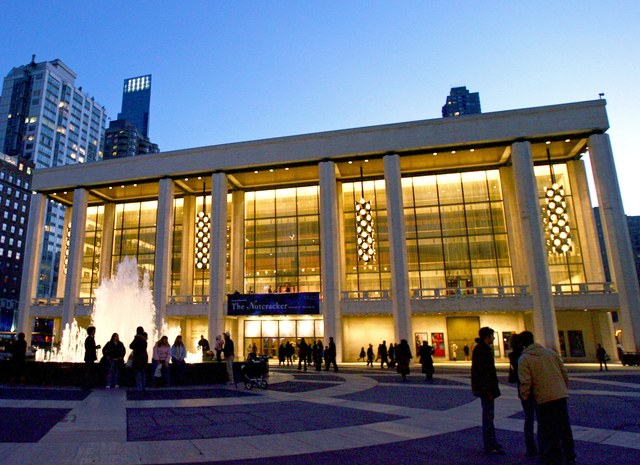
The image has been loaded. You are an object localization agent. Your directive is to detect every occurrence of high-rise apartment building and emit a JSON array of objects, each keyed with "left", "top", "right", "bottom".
[
  {"left": 442, "top": 86, "right": 481, "bottom": 117},
  {"left": 104, "top": 74, "right": 159, "bottom": 159},
  {"left": 0, "top": 152, "right": 33, "bottom": 330},
  {"left": 0, "top": 56, "right": 108, "bottom": 297}
]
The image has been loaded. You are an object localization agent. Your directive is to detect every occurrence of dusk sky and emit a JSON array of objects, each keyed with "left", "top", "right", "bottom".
[{"left": 2, "top": 1, "right": 639, "bottom": 212}]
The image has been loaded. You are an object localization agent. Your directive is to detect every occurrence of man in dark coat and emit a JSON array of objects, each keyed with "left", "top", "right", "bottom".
[
  {"left": 83, "top": 326, "right": 101, "bottom": 390},
  {"left": 378, "top": 340, "right": 389, "bottom": 369},
  {"left": 10, "top": 332, "right": 28, "bottom": 384},
  {"left": 419, "top": 341, "right": 435, "bottom": 382},
  {"left": 325, "top": 336, "right": 338, "bottom": 372},
  {"left": 471, "top": 326, "right": 504, "bottom": 455},
  {"left": 297, "top": 338, "right": 309, "bottom": 372},
  {"left": 130, "top": 327, "right": 148, "bottom": 391}
]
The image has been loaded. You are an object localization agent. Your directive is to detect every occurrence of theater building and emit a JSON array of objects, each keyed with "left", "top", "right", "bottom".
[{"left": 17, "top": 99, "right": 640, "bottom": 362}]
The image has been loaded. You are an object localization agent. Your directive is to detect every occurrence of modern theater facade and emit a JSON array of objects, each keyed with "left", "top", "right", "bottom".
[{"left": 17, "top": 100, "right": 640, "bottom": 362}]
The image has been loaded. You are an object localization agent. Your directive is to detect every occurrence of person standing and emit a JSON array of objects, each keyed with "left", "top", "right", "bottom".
[
  {"left": 325, "top": 336, "right": 338, "bottom": 372},
  {"left": 313, "top": 340, "right": 323, "bottom": 371},
  {"left": 152, "top": 336, "right": 171, "bottom": 387},
  {"left": 215, "top": 335, "right": 224, "bottom": 363},
  {"left": 596, "top": 344, "right": 608, "bottom": 371},
  {"left": 223, "top": 332, "right": 235, "bottom": 385},
  {"left": 463, "top": 344, "right": 470, "bottom": 361},
  {"left": 419, "top": 341, "right": 435, "bottom": 382},
  {"left": 171, "top": 335, "right": 187, "bottom": 385},
  {"left": 508, "top": 333, "right": 538, "bottom": 457},
  {"left": 83, "top": 326, "right": 101, "bottom": 390},
  {"left": 103, "top": 333, "right": 125, "bottom": 389},
  {"left": 130, "top": 327, "right": 148, "bottom": 392},
  {"left": 395, "top": 339, "right": 412, "bottom": 382},
  {"left": 471, "top": 326, "right": 504, "bottom": 455},
  {"left": 297, "top": 338, "right": 309, "bottom": 372},
  {"left": 366, "top": 343, "right": 374, "bottom": 367},
  {"left": 518, "top": 331, "right": 576, "bottom": 465},
  {"left": 285, "top": 341, "right": 294, "bottom": 366},
  {"left": 451, "top": 342, "right": 459, "bottom": 361},
  {"left": 388, "top": 342, "right": 396, "bottom": 368},
  {"left": 198, "top": 335, "right": 210, "bottom": 361},
  {"left": 10, "top": 332, "right": 27, "bottom": 384},
  {"left": 278, "top": 342, "right": 286, "bottom": 366}
]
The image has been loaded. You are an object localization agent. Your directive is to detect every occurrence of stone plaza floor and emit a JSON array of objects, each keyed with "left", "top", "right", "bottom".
[{"left": 1, "top": 362, "right": 639, "bottom": 464}]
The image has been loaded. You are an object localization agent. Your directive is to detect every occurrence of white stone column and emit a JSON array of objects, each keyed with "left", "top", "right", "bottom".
[
  {"left": 153, "top": 178, "right": 175, "bottom": 330},
  {"left": 499, "top": 165, "right": 529, "bottom": 285},
  {"left": 566, "top": 160, "right": 605, "bottom": 282},
  {"left": 17, "top": 193, "right": 47, "bottom": 338},
  {"left": 180, "top": 195, "right": 196, "bottom": 295},
  {"left": 208, "top": 172, "right": 228, "bottom": 341},
  {"left": 511, "top": 141, "right": 559, "bottom": 351},
  {"left": 383, "top": 154, "right": 413, "bottom": 344},
  {"left": 62, "top": 188, "right": 89, "bottom": 329},
  {"left": 56, "top": 207, "right": 73, "bottom": 297},
  {"left": 231, "top": 190, "right": 245, "bottom": 293},
  {"left": 98, "top": 203, "right": 115, "bottom": 283},
  {"left": 319, "top": 161, "right": 342, "bottom": 360},
  {"left": 589, "top": 133, "right": 640, "bottom": 350}
]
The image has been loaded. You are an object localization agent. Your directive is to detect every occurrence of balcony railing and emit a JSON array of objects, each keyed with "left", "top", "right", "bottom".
[
  {"left": 168, "top": 295, "right": 209, "bottom": 305},
  {"left": 32, "top": 297, "right": 64, "bottom": 306},
  {"left": 552, "top": 282, "right": 615, "bottom": 295},
  {"left": 340, "top": 290, "right": 391, "bottom": 301},
  {"left": 411, "top": 285, "right": 529, "bottom": 299}
]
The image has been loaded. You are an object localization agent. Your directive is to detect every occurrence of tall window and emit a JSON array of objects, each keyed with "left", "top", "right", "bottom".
[
  {"left": 534, "top": 164, "right": 586, "bottom": 285},
  {"left": 170, "top": 198, "right": 184, "bottom": 295},
  {"left": 342, "top": 180, "right": 390, "bottom": 293},
  {"left": 79, "top": 205, "right": 104, "bottom": 298},
  {"left": 402, "top": 170, "right": 512, "bottom": 292},
  {"left": 112, "top": 200, "right": 157, "bottom": 285},
  {"left": 244, "top": 186, "right": 320, "bottom": 293}
]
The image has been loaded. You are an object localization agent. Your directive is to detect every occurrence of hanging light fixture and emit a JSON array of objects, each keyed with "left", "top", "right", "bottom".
[
  {"left": 543, "top": 147, "right": 572, "bottom": 255},
  {"left": 63, "top": 222, "right": 71, "bottom": 275},
  {"left": 355, "top": 167, "right": 376, "bottom": 264},
  {"left": 195, "top": 184, "right": 211, "bottom": 270}
]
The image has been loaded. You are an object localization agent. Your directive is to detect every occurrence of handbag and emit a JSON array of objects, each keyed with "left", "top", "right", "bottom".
[
  {"left": 126, "top": 353, "right": 133, "bottom": 368},
  {"left": 153, "top": 363, "right": 162, "bottom": 378}
]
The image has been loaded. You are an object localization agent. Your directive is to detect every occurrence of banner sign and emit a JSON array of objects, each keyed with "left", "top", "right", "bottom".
[{"left": 227, "top": 292, "right": 320, "bottom": 316}]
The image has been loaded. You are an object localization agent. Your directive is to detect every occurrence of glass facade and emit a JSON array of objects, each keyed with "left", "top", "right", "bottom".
[
  {"left": 244, "top": 186, "right": 320, "bottom": 294},
  {"left": 402, "top": 170, "right": 513, "bottom": 293},
  {"left": 244, "top": 318, "right": 324, "bottom": 357},
  {"left": 342, "top": 180, "right": 390, "bottom": 293},
  {"left": 79, "top": 205, "right": 104, "bottom": 298},
  {"left": 112, "top": 200, "right": 157, "bottom": 284},
  {"left": 170, "top": 198, "right": 183, "bottom": 295},
  {"left": 534, "top": 164, "right": 586, "bottom": 286}
]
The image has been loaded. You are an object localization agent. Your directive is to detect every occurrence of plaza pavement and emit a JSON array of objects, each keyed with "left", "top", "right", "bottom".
[{"left": 1, "top": 362, "right": 639, "bottom": 464}]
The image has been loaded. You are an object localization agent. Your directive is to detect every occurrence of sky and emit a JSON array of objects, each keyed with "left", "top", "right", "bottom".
[{"left": 1, "top": 1, "right": 639, "bottom": 212}]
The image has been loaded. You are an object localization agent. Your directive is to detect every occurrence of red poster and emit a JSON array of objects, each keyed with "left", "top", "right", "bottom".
[{"left": 431, "top": 332, "right": 445, "bottom": 357}]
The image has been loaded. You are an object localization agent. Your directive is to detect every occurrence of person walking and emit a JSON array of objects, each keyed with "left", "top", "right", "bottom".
[
  {"left": 395, "top": 339, "right": 412, "bottom": 382},
  {"left": 171, "top": 335, "right": 187, "bottom": 385},
  {"left": 463, "top": 343, "right": 470, "bottom": 361},
  {"left": 471, "top": 326, "right": 504, "bottom": 455},
  {"left": 223, "top": 332, "right": 235, "bottom": 385},
  {"left": 278, "top": 342, "right": 286, "bottom": 366},
  {"left": 508, "top": 333, "right": 538, "bottom": 457},
  {"left": 102, "top": 333, "right": 125, "bottom": 389},
  {"left": 83, "top": 326, "right": 101, "bottom": 390},
  {"left": 130, "top": 327, "right": 148, "bottom": 392},
  {"left": 366, "top": 343, "right": 375, "bottom": 367},
  {"left": 325, "top": 336, "right": 338, "bottom": 372},
  {"left": 518, "top": 331, "right": 576, "bottom": 465},
  {"left": 388, "top": 342, "right": 396, "bottom": 368},
  {"left": 419, "top": 341, "right": 435, "bottom": 382},
  {"left": 379, "top": 341, "right": 389, "bottom": 369},
  {"left": 596, "top": 344, "right": 609, "bottom": 371},
  {"left": 358, "top": 347, "right": 366, "bottom": 362},
  {"left": 313, "top": 340, "right": 323, "bottom": 371},
  {"left": 198, "top": 335, "right": 210, "bottom": 361},
  {"left": 297, "top": 338, "right": 309, "bottom": 372}
]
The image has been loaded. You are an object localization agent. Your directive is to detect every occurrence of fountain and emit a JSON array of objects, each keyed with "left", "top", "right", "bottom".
[{"left": 40, "top": 257, "right": 181, "bottom": 362}]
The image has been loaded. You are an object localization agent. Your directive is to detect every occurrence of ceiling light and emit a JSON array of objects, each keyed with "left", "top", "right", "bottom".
[{"left": 546, "top": 141, "right": 551, "bottom": 145}]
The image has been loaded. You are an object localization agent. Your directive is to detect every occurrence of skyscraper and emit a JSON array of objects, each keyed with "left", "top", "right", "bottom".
[
  {"left": 442, "top": 86, "right": 481, "bottom": 117},
  {"left": 0, "top": 152, "right": 33, "bottom": 331},
  {"left": 0, "top": 56, "right": 108, "bottom": 297},
  {"left": 104, "top": 74, "right": 159, "bottom": 159}
]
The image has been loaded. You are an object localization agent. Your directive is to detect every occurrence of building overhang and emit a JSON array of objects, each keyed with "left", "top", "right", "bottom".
[{"left": 32, "top": 99, "right": 608, "bottom": 206}]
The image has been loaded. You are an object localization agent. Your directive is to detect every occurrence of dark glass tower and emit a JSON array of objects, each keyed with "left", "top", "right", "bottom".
[
  {"left": 117, "top": 75, "right": 151, "bottom": 137},
  {"left": 442, "top": 86, "right": 481, "bottom": 117}
]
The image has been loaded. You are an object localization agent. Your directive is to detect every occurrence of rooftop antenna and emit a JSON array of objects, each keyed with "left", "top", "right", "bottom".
[{"left": 598, "top": 93, "right": 605, "bottom": 99}]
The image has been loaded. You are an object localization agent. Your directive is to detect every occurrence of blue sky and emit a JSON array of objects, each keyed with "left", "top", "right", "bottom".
[{"left": 2, "top": 1, "right": 639, "bottom": 212}]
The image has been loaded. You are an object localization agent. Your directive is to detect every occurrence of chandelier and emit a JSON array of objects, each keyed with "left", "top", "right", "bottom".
[
  {"left": 355, "top": 168, "right": 376, "bottom": 264},
  {"left": 63, "top": 222, "right": 71, "bottom": 275},
  {"left": 543, "top": 148, "right": 572, "bottom": 255},
  {"left": 195, "top": 186, "right": 211, "bottom": 270}
]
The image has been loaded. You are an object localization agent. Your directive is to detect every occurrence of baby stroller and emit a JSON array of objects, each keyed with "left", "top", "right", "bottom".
[{"left": 241, "top": 356, "right": 269, "bottom": 390}]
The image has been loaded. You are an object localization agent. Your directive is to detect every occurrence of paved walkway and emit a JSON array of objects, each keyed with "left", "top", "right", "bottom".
[{"left": 1, "top": 363, "right": 640, "bottom": 464}]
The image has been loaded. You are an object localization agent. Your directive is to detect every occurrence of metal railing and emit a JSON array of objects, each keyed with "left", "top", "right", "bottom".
[
  {"left": 552, "top": 282, "right": 615, "bottom": 295},
  {"left": 411, "top": 285, "right": 529, "bottom": 299},
  {"left": 168, "top": 295, "right": 209, "bottom": 304},
  {"left": 340, "top": 290, "right": 391, "bottom": 301}
]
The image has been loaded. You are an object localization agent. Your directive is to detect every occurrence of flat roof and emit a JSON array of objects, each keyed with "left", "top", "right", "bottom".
[{"left": 33, "top": 99, "right": 608, "bottom": 206}]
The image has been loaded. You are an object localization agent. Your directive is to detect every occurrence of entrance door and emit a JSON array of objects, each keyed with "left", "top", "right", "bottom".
[{"left": 446, "top": 316, "right": 480, "bottom": 361}]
